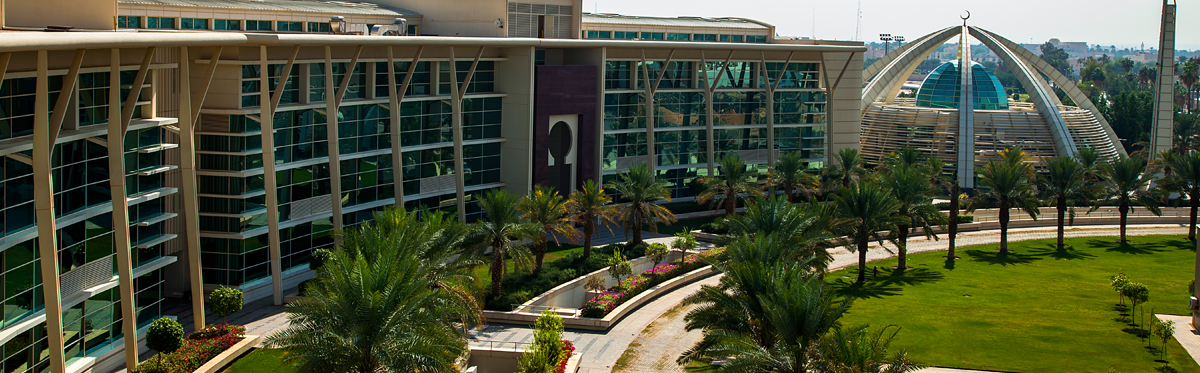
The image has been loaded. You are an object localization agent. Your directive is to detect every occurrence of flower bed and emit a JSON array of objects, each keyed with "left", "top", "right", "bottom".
[
  {"left": 556, "top": 340, "right": 575, "bottom": 373},
  {"left": 132, "top": 324, "right": 246, "bottom": 373},
  {"left": 580, "top": 249, "right": 724, "bottom": 318}
]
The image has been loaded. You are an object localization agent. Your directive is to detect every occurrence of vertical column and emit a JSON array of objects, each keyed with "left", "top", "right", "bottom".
[
  {"left": 33, "top": 50, "right": 68, "bottom": 373},
  {"left": 449, "top": 48, "right": 467, "bottom": 222},
  {"left": 108, "top": 48, "right": 140, "bottom": 368},
  {"left": 639, "top": 53, "right": 657, "bottom": 170},
  {"left": 180, "top": 46, "right": 219, "bottom": 331},
  {"left": 387, "top": 47, "right": 405, "bottom": 205},
  {"left": 702, "top": 56, "right": 716, "bottom": 176},
  {"left": 1151, "top": 0, "right": 1177, "bottom": 156},
  {"left": 324, "top": 47, "right": 344, "bottom": 233},
  {"left": 259, "top": 46, "right": 284, "bottom": 305},
  {"left": 956, "top": 24, "right": 975, "bottom": 189}
]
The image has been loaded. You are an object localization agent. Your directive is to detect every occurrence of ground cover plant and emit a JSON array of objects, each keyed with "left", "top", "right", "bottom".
[
  {"left": 825, "top": 235, "right": 1200, "bottom": 373},
  {"left": 581, "top": 248, "right": 725, "bottom": 317}
]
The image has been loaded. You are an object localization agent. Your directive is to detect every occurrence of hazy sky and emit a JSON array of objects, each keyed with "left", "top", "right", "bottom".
[{"left": 583, "top": 0, "right": 1200, "bottom": 50}]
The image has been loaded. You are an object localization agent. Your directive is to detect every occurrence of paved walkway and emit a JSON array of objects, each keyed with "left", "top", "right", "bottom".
[{"left": 609, "top": 223, "right": 1191, "bottom": 373}]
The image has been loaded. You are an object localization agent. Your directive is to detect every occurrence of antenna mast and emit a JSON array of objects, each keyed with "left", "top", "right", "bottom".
[{"left": 855, "top": 0, "right": 862, "bottom": 41}]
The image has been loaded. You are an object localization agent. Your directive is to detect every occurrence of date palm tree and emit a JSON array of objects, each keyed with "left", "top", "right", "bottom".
[
  {"left": 697, "top": 154, "right": 764, "bottom": 216},
  {"left": 1167, "top": 151, "right": 1200, "bottom": 241},
  {"left": 810, "top": 325, "right": 923, "bottom": 373},
  {"left": 724, "top": 196, "right": 837, "bottom": 271},
  {"left": 834, "top": 181, "right": 905, "bottom": 283},
  {"left": 880, "top": 164, "right": 944, "bottom": 269},
  {"left": 1039, "top": 156, "right": 1092, "bottom": 248},
  {"left": 678, "top": 234, "right": 851, "bottom": 371},
  {"left": 822, "top": 148, "right": 870, "bottom": 193},
  {"left": 1093, "top": 156, "right": 1163, "bottom": 242},
  {"left": 973, "top": 148, "right": 1040, "bottom": 253},
  {"left": 518, "top": 185, "right": 579, "bottom": 274},
  {"left": 268, "top": 209, "right": 475, "bottom": 373},
  {"left": 475, "top": 189, "right": 540, "bottom": 296},
  {"left": 566, "top": 179, "right": 621, "bottom": 259},
  {"left": 769, "top": 151, "right": 816, "bottom": 202},
  {"left": 611, "top": 163, "right": 677, "bottom": 245}
]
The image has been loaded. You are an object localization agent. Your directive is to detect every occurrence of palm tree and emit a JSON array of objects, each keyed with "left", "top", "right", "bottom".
[
  {"left": 880, "top": 164, "right": 944, "bottom": 269},
  {"left": 268, "top": 209, "right": 474, "bottom": 373},
  {"left": 475, "top": 189, "right": 540, "bottom": 296},
  {"left": 697, "top": 154, "right": 764, "bottom": 216},
  {"left": 724, "top": 196, "right": 837, "bottom": 271},
  {"left": 610, "top": 163, "right": 677, "bottom": 245},
  {"left": 973, "top": 148, "right": 1040, "bottom": 253},
  {"left": 1181, "top": 59, "right": 1198, "bottom": 113},
  {"left": 566, "top": 180, "right": 621, "bottom": 259},
  {"left": 834, "top": 181, "right": 905, "bottom": 283},
  {"left": 678, "top": 234, "right": 851, "bottom": 371},
  {"left": 823, "top": 148, "right": 870, "bottom": 192},
  {"left": 1093, "top": 156, "right": 1163, "bottom": 242},
  {"left": 1167, "top": 152, "right": 1200, "bottom": 240},
  {"left": 518, "top": 185, "right": 579, "bottom": 274},
  {"left": 1039, "top": 156, "right": 1091, "bottom": 249},
  {"left": 810, "top": 325, "right": 923, "bottom": 373},
  {"left": 768, "top": 151, "right": 816, "bottom": 202}
]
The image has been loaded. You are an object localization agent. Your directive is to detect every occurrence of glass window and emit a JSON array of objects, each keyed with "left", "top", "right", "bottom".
[
  {"left": 640, "top": 32, "right": 664, "bottom": 40},
  {"left": 694, "top": 34, "right": 717, "bottom": 42},
  {"left": 373, "top": 61, "right": 432, "bottom": 97},
  {"left": 214, "top": 19, "right": 241, "bottom": 30},
  {"left": 117, "top": 16, "right": 141, "bottom": 29},
  {"left": 613, "top": 31, "right": 637, "bottom": 40},
  {"left": 277, "top": 21, "right": 303, "bottom": 32},
  {"left": 720, "top": 35, "right": 744, "bottom": 43},
  {"left": 666, "top": 33, "right": 690, "bottom": 41},
  {"left": 145, "top": 17, "right": 175, "bottom": 30},
  {"left": 180, "top": 18, "right": 208, "bottom": 30},
  {"left": 585, "top": 31, "right": 611, "bottom": 39},
  {"left": 245, "top": 20, "right": 272, "bottom": 31},
  {"left": 308, "top": 22, "right": 332, "bottom": 33}
]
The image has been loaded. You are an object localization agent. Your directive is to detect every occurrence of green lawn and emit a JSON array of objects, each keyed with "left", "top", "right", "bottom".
[
  {"left": 221, "top": 348, "right": 294, "bottom": 373},
  {"left": 826, "top": 235, "right": 1200, "bottom": 373}
]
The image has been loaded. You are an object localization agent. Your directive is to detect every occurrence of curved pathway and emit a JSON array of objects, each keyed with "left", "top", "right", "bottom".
[{"left": 611, "top": 223, "right": 1192, "bottom": 373}]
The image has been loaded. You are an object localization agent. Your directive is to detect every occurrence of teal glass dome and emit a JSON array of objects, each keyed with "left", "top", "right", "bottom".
[{"left": 915, "top": 60, "right": 1009, "bottom": 110}]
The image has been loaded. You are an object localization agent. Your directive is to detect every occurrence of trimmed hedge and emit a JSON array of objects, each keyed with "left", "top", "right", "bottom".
[
  {"left": 580, "top": 248, "right": 725, "bottom": 318},
  {"left": 484, "top": 242, "right": 649, "bottom": 311}
]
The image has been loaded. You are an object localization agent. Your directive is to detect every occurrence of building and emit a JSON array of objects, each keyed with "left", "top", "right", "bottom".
[
  {"left": 0, "top": 1, "right": 865, "bottom": 372},
  {"left": 861, "top": 22, "right": 1124, "bottom": 189}
]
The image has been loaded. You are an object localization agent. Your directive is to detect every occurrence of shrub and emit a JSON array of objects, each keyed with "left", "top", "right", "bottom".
[
  {"left": 646, "top": 243, "right": 670, "bottom": 267},
  {"left": 672, "top": 232, "right": 697, "bottom": 257},
  {"left": 310, "top": 248, "right": 333, "bottom": 272},
  {"left": 956, "top": 214, "right": 974, "bottom": 223},
  {"left": 299, "top": 279, "right": 317, "bottom": 296},
  {"left": 584, "top": 275, "right": 606, "bottom": 292},
  {"left": 581, "top": 249, "right": 724, "bottom": 318},
  {"left": 208, "top": 287, "right": 243, "bottom": 325},
  {"left": 607, "top": 250, "right": 633, "bottom": 283},
  {"left": 519, "top": 311, "right": 567, "bottom": 373},
  {"left": 129, "top": 357, "right": 171, "bottom": 373},
  {"left": 700, "top": 219, "right": 729, "bottom": 234},
  {"left": 146, "top": 318, "right": 184, "bottom": 358},
  {"left": 133, "top": 324, "right": 246, "bottom": 373}
]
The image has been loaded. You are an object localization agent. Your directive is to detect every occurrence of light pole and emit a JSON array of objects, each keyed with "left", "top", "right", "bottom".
[
  {"left": 880, "top": 33, "right": 893, "bottom": 55},
  {"left": 894, "top": 35, "right": 906, "bottom": 47}
]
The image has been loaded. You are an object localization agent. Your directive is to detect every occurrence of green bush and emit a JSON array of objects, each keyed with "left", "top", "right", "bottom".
[
  {"left": 208, "top": 287, "right": 243, "bottom": 324},
  {"left": 483, "top": 242, "right": 652, "bottom": 311},
  {"left": 129, "top": 357, "right": 171, "bottom": 373},
  {"left": 310, "top": 248, "right": 333, "bottom": 272},
  {"left": 956, "top": 215, "right": 974, "bottom": 223},
  {"left": 146, "top": 318, "right": 184, "bottom": 357},
  {"left": 298, "top": 279, "right": 316, "bottom": 296},
  {"left": 700, "top": 218, "right": 729, "bottom": 235}
]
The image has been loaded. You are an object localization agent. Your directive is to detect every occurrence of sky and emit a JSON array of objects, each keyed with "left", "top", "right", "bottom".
[{"left": 582, "top": 0, "right": 1200, "bottom": 51}]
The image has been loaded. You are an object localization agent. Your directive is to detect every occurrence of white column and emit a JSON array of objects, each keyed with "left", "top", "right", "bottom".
[
  {"left": 33, "top": 49, "right": 68, "bottom": 373},
  {"left": 259, "top": 46, "right": 284, "bottom": 305},
  {"left": 107, "top": 47, "right": 141, "bottom": 368}
]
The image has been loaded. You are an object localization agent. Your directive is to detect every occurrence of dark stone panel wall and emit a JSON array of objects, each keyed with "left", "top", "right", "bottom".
[{"left": 533, "top": 65, "right": 598, "bottom": 190}]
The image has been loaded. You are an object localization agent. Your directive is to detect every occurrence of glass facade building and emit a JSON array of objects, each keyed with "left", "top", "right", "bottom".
[{"left": 915, "top": 60, "right": 1009, "bottom": 110}]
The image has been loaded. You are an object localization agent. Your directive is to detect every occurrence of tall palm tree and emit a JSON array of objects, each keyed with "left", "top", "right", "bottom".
[
  {"left": 610, "top": 163, "right": 677, "bottom": 245},
  {"left": 566, "top": 179, "right": 621, "bottom": 259},
  {"left": 724, "top": 196, "right": 837, "bottom": 271},
  {"left": 834, "top": 181, "right": 905, "bottom": 283},
  {"left": 1039, "top": 156, "right": 1091, "bottom": 249},
  {"left": 697, "top": 154, "right": 764, "bottom": 216},
  {"left": 518, "top": 185, "right": 579, "bottom": 274},
  {"left": 768, "top": 151, "right": 816, "bottom": 202},
  {"left": 268, "top": 210, "right": 474, "bottom": 373},
  {"left": 823, "top": 148, "right": 870, "bottom": 192},
  {"left": 880, "top": 164, "right": 944, "bottom": 269},
  {"left": 973, "top": 148, "right": 1040, "bottom": 253},
  {"left": 810, "top": 325, "right": 923, "bottom": 373},
  {"left": 1093, "top": 156, "right": 1163, "bottom": 243},
  {"left": 678, "top": 234, "right": 851, "bottom": 371},
  {"left": 1181, "top": 58, "right": 1198, "bottom": 113},
  {"left": 475, "top": 189, "right": 540, "bottom": 296},
  {"left": 1167, "top": 152, "right": 1200, "bottom": 240}
]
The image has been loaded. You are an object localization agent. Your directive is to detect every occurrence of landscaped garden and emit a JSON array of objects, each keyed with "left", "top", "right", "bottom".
[{"left": 826, "top": 235, "right": 1200, "bottom": 373}]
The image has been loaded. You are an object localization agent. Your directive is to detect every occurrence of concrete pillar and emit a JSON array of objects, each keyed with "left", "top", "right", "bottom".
[
  {"left": 177, "top": 49, "right": 207, "bottom": 330},
  {"left": 258, "top": 46, "right": 284, "bottom": 305},
  {"left": 1151, "top": 0, "right": 1177, "bottom": 156},
  {"left": 449, "top": 48, "right": 467, "bottom": 222},
  {"left": 107, "top": 48, "right": 140, "bottom": 369},
  {"left": 33, "top": 49, "right": 68, "bottom": 373},
  {"left": 324, "top": 47, "right": 344, "bottom": 233}
]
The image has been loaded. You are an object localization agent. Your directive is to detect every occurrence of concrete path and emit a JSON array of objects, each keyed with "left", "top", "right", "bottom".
[{"left": 609, "top": 223, "right": 1191, "bottom": 373}]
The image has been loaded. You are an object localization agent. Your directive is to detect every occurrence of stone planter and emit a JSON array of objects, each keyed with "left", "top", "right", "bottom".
[{"left": 192, "top": 334, "right": 261, "bottom": 373}]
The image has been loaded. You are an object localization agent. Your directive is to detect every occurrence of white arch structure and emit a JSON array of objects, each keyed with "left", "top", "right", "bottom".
[{"left": 861, "top": 23, "right": 1126, "bottom": 188}]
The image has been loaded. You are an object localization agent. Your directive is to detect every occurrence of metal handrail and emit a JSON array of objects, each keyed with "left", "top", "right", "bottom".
[{"left": 468, "top": 339, "right": 531, "bottom": 351}]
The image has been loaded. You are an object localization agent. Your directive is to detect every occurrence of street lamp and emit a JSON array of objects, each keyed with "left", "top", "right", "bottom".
[
  {"left": 880, "top": 33, "right": 894, "bottom": 55},
  {"left": 894, "top": 35, "right": 906, "bottom": 46}
]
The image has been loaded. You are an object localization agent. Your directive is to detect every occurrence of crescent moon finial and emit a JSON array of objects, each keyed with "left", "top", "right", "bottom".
[{"left": 961, "top": 10, "right": 971, "bottom": 21}]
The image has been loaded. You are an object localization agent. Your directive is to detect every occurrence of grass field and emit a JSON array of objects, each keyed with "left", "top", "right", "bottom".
[
  {"left": 221, "top": 348, "right": 293, "bottom": 373},
  {"left": 825, "top": 235, "right": 1200, "bottom": 373}
]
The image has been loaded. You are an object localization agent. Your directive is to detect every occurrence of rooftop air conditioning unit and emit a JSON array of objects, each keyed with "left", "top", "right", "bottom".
[{"left": 370, "top": 18, "right": 408, "bottom": 36}]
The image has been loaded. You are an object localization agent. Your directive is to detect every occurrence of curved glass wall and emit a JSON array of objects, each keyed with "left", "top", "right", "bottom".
[{"left": 915, "top": 60, "right": 1009, "bottom": 110}]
